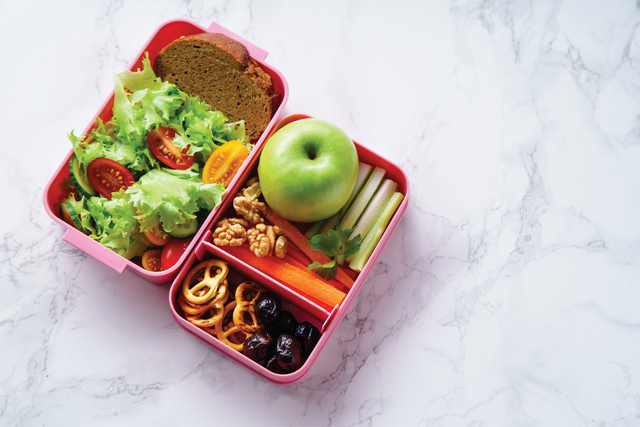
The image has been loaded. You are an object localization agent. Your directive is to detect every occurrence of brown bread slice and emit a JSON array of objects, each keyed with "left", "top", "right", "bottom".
[{"left": 153, "top": 33, "right": 280, "bottom": 142}]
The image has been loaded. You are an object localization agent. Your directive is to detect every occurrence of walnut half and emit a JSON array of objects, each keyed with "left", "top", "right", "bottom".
[
  {"left": 247, "top": 223, "right": 287, "bottom": 258},
  {"left": 233, "top": 178, "right": 266, "bottom": 224},
  {"left": 212, "top": 218, "right": 250, "bottom": 247}
]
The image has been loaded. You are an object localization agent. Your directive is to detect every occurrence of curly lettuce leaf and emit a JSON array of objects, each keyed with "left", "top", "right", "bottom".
[
  {"left": 126, "top": 166, "right": 225, "bottom": 235},
  {"left": 169, "top": 96, "right": 246, "bottom": 159},
  {"left": 69, "top": 119, "right": 144, "bottom": 174},
  {"left": 111, "top": 54, "right": 187, "bottom": 173},
  {"left": 83, "top": 194, "right": 149, "bottom": 259}
]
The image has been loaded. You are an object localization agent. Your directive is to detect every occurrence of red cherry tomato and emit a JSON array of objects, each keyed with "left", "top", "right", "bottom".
[
  {"left": 86, "top": 158, "right": 135, "bottom": 199},
  {"left": 144, "top": 224, "right": 170, "bottom": 246},
  {"left": 147, "top": 126, "right": 194, "bottom": 170},
  {"left": 161, "top": 237, "right": 193, "bottom": 270}
]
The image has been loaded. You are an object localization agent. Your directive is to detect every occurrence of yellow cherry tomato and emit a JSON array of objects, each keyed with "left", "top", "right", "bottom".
[
  {"left": 203, "top": 140, "right": 248, "bottom": 188},
  {"left": 142, "top": 249, "right": 163, "bottom": 272}
]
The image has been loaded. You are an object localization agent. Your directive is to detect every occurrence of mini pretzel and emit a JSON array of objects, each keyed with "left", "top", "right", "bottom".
[
  {"left": 179, "top": 280, "right": 229, "bottom": 316},
  {"left": 233, "top": 281, "right": 266, "bottom": 334},
  {"left": 182, "top": 259, "right": 229, "bottom": 305},
  {"left": 178, "top": 282, "right": 229, "bottom": 328},
  {"left": 185, "top": 305, "right": 226, "bottom": 328},
  {"left": 215, "top": 301, "right": 245, "bottom": 351}
]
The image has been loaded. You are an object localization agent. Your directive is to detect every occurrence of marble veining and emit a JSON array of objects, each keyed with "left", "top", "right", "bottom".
[{"left": 1, "top": 0, "right": 639, "bottom": 425}]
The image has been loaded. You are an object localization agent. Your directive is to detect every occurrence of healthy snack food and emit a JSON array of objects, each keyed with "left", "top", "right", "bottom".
[
  {"left": 178, "top": 259, "right": 230, "bottom": 329},
  {"left": 178, "top": 258, "right": 320, "bottom": 373},
  {"left": 257, "top": 119, "right": 359, "bottom": 223},
  {"left": 210, "top": 158, "right": 404, "bottom": 302},
  {"left": 211, "top": 177, "right": 348, "bottom": 308},
  {"left": 303, "top": 162, "right": 405, "bottom": 273},
  {"left": 153, "top": 33, "right": 281, "bottom": 142}
]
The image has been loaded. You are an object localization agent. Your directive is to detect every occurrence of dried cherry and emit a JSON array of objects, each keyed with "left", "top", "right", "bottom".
[
  {"left": 270, "top": 310, "right": 298, "bottom": 336},
  {"left": 243, "top": 331, "right": 275, "bottom": 363},
  {"left": 276, "top": 334, "right": 303, "bottom": 371},
  {"left": 265, "top": 355, "right": 288, "bottom": 374},
  {"left": 255, "top": 292, "right": 281, "bottom": 324},
  {"left": 295, "top": 322, "right": 320, "bottom": 358}
]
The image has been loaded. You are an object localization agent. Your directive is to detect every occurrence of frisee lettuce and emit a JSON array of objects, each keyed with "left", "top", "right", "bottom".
[
  {"left": 65, "top": 53, "right": 237, "bottom": 259},
  {"left": 128, "top": 165, "right": 225, "bottom": 235},
  {"left": 68, "top": 167, "right": 225, "bottom": 259}
]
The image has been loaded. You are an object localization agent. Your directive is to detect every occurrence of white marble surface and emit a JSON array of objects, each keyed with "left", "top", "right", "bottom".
[{"left": 2, "top": 0, "right": 640, "bottom": 425}]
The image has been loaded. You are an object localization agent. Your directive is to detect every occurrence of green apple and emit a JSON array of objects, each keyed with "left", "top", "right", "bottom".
[{"left": 257, "top": 118, "right": 359, "bottom": 223}]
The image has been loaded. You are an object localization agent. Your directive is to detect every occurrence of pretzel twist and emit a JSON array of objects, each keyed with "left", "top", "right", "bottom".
[
  {"left": 233, "top": 281, "right": 266, "bottom": 334},
  {"left": 215, "top": 301, "right": 245, "bottom": 351},
  {"left": 179, "top": 281, "right": 229, "bottom": 316},
  {"left": 182, "top": 259, "right": 228, "bottom": 305},
  {"left": 179, "top": 281, "right": 230, "bottom": 327}
]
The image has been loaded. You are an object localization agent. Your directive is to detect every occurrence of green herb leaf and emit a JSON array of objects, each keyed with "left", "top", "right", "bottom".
[{"left": 307, "top": 228, "right": 362, "bottom": 280}]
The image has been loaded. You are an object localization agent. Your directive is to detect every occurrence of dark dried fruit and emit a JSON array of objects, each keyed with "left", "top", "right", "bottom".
[
  {"left": 276, "top": 334, "right": 303, "bottom": 371},
  {"left": 255, "top": 292, "right": 281, "bottom": 324},
  {"left": 265, "top": 355, "right": 288, "bottom": 374},
  {"left": 295, "top": 321, "right": 320, "bottom": 358},
  {"left": 243, "top": 331, "right": 275, "bottom": 363},
  {"left": 270, "top": 310, "right": 298, "bottom": 336}
]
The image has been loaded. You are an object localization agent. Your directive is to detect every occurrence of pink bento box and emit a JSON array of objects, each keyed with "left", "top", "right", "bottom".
[
  {"left": 43, "top": 20, "right": 409, "bottom": 384},
  {"left": 43, "top": 19, "right": 289, "bottom": 285}
]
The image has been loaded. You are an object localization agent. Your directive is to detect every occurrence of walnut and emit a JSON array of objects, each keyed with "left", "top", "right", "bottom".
[
  {"left": 212, "top": 218, "right": 250, "bottom": 247},
  {"left": 241, "top": 177, "right": 261, "bottom": 200},
  {"left": 233, "top": 178, "right": 266, "bottom": 224},
  {"left": 274, "top": 235, "right": 287, "bottom": 259},
  {"left": 233, "top": 197, "right": 265, "bottom": 224},
  {"left": 246, "top": 223, "right": 287, "bottom": 258},
  {"left": 247, "top": 224, "right": 271, "bottom": 257}
]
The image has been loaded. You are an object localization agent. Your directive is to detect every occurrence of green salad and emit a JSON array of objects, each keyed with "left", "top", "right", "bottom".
[{"left": 60, "top": 54, "right": 248, "bottom": 260}]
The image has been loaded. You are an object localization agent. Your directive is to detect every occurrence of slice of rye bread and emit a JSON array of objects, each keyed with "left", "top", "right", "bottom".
[{"left": 153, "top": 33, "right": 281, "bottom": 142}]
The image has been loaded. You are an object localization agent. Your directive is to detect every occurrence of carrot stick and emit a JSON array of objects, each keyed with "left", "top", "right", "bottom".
[
  {"left": 285, "top": 242, "right": 312, "bottom": 266},
  {"left": 342, "top": 266, "right": 359, "bottom": 281},
  {"left": 282, "top": 254, "right": 308, "bottom": 271},
  {"left": 224, "top": 244, "right": 346, "bottom": 309},
  {"left": 282, "top": 254, "right": 348, "bottom": 293},
  {"left": 286, "top": 240, "right": 353, "bottom": 291},
  {"left": 265, "top": 207, "right": 355, "bottom": 289}
]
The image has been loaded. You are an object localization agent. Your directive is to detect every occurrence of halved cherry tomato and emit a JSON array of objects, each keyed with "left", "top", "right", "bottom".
[
  {"left": 144, "top": 224, "right": 170, "bottom": 246},
  {"left": 147, "top": 126, "right": 194, "bottom": 170},
  {"left": 142, "top": 249, "right": 163, "bottom": 272},
  {"left": 202, "top": 140, "right": 248, "bottom": 188},
  {"left": 161, "top": 237, "right": 193, "bottom": 270},
  {"left": 86, "top": 158, "right": 135, "bottom": 199}
]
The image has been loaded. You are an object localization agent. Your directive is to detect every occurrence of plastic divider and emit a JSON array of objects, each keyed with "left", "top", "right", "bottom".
[
  {"left": 199, "top": 236, "right": 331, "bottom": 325},
  {"left": 321, "top": 305, "right": 341, "bottom": 334}
]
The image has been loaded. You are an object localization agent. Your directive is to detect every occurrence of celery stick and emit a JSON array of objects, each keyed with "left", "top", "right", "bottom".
[
  {"left": 348, "top": 192, "right": 404, "bottom": 272},
  {"left": 339, "top": 163, "right": 373, "bottom": 220},
  {"left": 307, "top": 163, "right": 372, "bottom": 238},
  {"left": 349, "top": 179, "right": 397, "bottom": 241},
  {"left": 338, "top": 166, "right": 386, "bottom": 232},
  {"left": 304, "top": 218, "right": 325, "bottom": 239},
  {"left": 319, "top": 211, "right": 341, "bottom": 235}
]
